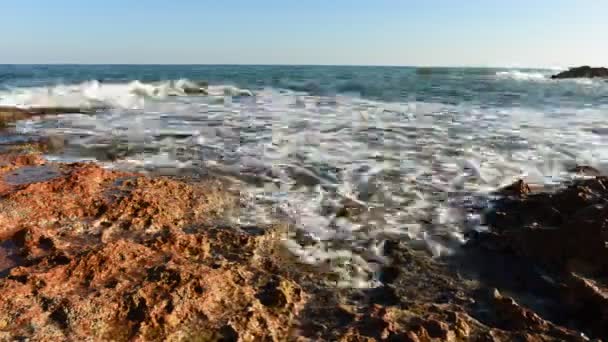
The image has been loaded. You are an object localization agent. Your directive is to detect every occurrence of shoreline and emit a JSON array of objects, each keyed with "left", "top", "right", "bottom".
[{"left": 0, "top": 111, "right": 606, "bottom": 340}]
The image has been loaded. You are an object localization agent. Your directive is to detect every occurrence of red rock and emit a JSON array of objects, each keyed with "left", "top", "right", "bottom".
[{"left": 0, "top": 144, "right": 598, "bottom": 341}]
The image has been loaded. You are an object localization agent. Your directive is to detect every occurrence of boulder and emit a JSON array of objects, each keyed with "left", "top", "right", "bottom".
[
  {"left": 480, "top": 177, "right": 608, "bottom": 339},
  {"left": 182, "top": 87, "right": 208, "bottom": 95},
  {"left": 551, "top": 66, "right": 608, "bottom": 79},
  {"left": 487, "top": 177, "right": 608, "bottom": 271},
  {"left": 174, "top": 80, "right": 209, "bottom": 95},
  {"left": 182, "top": 81, "right": 208, "bottom": 95}
]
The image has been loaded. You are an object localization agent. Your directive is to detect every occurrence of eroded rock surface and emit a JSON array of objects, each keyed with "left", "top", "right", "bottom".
[
  {"left": 0, "top": 148, "right": 306, "bottom": 341},
  {"left": 0, "top": 143, "right": 601, "bottom": 341},
  {"left": 475, "top": 177, "right": 608, "bottom": 339}
]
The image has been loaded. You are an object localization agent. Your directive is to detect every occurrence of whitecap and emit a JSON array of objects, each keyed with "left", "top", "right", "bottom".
[{"left": 495, "top": 70, "right": 548, "bottom": 81}]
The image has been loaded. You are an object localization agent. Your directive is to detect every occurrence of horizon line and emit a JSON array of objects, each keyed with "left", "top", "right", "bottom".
[{"left": 0, "top": 62, "right": 574, "bottom": 70}]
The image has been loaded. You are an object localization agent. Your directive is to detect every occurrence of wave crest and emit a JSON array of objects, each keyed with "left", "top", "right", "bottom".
[
  {"left": 495, "top": 70, "right": 548, "bottom": 81},
  {"left": 0, "top": 80, "right": 252, "bottom": 110}
]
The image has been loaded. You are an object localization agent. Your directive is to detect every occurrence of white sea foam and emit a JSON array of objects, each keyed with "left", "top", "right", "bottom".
[
  {"left": 495, "top": 70, "right": 548, "bottom": 81},
  {"left": 495, "top": 69, "right": 608, "bottom": 86},
  {"left": 7, "top": 80, "right": 608, "bottom": 288},
  {"left": 0, "top": 80, "right": 251, "bottom": 110}
]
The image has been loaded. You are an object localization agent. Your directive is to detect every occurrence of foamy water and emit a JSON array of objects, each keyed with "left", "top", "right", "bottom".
[{"left": 1, "top": 65, "right": 607, "bottom": 287}]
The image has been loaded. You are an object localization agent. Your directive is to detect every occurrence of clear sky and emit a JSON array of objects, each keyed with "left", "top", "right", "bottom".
[{"left": 1, "top": 0, "right": 606, "bottom": 67}]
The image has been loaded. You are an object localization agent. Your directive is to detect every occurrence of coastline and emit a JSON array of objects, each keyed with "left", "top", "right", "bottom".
[{"left": 0, "top": 108, "right": 606, "bottom": 340}]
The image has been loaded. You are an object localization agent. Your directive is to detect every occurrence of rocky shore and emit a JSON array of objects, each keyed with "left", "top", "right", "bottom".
[{"left": 0, "top": 109, "right": 607, "bottom": 340}]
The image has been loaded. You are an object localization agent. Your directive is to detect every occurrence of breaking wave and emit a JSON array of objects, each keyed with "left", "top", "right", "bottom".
[
  {"left": 495, "top": 69, "right": 607, "bottom": 87},
  {"left": 2, "top": 69, "right": 607, "bottom": 288},
  {"left": 495, "top": 70, "right": 549, "bottom": 81},
  {"left": 7, "top": 79, "right": 607, "bottom": 288},
  {"left": 0, "top": 79, "right": 252, "bottom": 110}
]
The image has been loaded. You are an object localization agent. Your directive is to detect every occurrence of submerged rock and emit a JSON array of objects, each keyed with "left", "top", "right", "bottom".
[
  {"left": 498, "top": 179, "right": 531, "bottom": 197},
  {"left": 0, "top": 106, "right": 101, "bottom": 128},
  {"left": 551, "top": 66, "right": 608, "bottom": 79},
  {"left": 568, "top": 165, "right": 602, "bottom": 177},
  {"left": 182, "top": 86, "right": 208, "bottom": 95},
  {"left": 172, "top": 80, "right": 209, "bottom": 96}
]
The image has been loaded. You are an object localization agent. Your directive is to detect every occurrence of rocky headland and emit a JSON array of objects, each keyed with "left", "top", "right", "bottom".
[{"left": 551, "top": 66, "right": 608, "bottom": 79}]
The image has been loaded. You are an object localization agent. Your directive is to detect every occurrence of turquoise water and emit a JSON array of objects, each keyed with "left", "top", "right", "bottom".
[{"left": 1, "top": 65, "right": 607, "bottom": 287}]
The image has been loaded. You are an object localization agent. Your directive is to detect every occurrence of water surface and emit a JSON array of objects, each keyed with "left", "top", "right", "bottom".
[{"left": 1, "top": 65, "right": 607, "bottom": 287}]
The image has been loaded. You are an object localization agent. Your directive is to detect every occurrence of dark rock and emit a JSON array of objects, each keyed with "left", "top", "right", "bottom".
[
  {"left": 498, "top": 179, "right": 531, "bottom": 197},
  {"left": 0, "top": 106, "right": 101, "bottom": 128},
  {"left": 0, "top": 131, "right": 600, "bottom": 340},
  {"left": 491, "top": 289, "right": 549, "bottom": 331},
  {"left": 481, "top": 176, "right": 608, "bottom": 339},
  {"left": 564, "top": 273, "right": 608, "bottom": 338},
  {"left": 551, "top": 66, "right": 608, "bottom": 79},
  {"left": 422, "top": 319, "right": 453, "bottom": 340},
  {"left": 569, "top": 165, "right": 601, "bottom": 176},
  {"left": 182, "top": 87, "right": 208, "bottom": 95}
]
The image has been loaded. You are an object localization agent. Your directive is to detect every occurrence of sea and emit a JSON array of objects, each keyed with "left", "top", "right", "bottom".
[{"left": 1, "top": 64, "right": 607, "bottom": 287}]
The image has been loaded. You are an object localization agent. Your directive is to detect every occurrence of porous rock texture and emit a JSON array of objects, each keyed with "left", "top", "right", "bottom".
[{"left": 0, "top": 141, "right": 602, "bottom": 341}]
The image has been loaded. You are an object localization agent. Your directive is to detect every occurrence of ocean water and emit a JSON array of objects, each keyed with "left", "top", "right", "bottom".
[{"left": 1, "top": 65, "right": 607, "bottom": 287}]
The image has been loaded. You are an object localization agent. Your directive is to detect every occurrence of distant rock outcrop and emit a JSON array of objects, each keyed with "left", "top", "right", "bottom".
[{"left": 551, "top": 66, "right": 608, "bottom": 79}]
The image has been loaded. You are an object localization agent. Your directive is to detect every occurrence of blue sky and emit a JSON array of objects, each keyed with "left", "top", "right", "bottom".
[{"left": 1, "top": 0, "right": 606, "bottom": 67}]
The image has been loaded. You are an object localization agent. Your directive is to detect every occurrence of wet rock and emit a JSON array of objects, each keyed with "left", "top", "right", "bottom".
[
  {"left": 481, "top": 175, "right": 608, "bottom": 339},
  {"left": 0, "top": 238, "right": 22, "bottom": 277},
  {"left": 0, "top": 106, "right": 100, "bottom": 128},
  {"left": 3, "top": 165, "right": 62, "bottom": 186},
  {"left": 0, "top": 145, "right": 602, "bottom": 340},
  {"left": 175, "top": 80, "right": 209, "bottom": 95},
  {"left": 564, "top": 273, "right": 608, "bottom": 338},
  {"left": 491, "top": 289, "right": 549, "bottom": 331},
  {"left": 0, "top": 107, "right": 31, "bottom": 127},
  {"left": 551, "top": 66, "right": 608, "bottom": 79},
  {"left": 223, "top": 86, "right": 253, "bottom": 97},
  {"left": 568, "top": 165, "right": 601, "bottom": 176},
  {"left": 421, "top": 319, "right": 454, "bottom": 340},
  {"left": 182, "top": 86, "right": 209, "bottom": 95},
  {"left": 490, "top": 178, "right": 608, "bottom": 273},
  {"left": 498, "top": 179, "right": 531, "bottom": 197}
]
